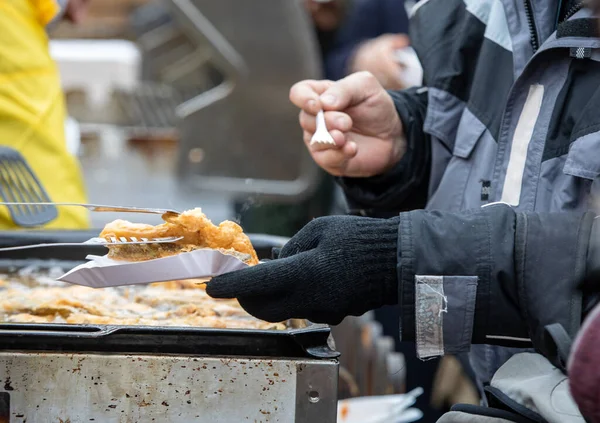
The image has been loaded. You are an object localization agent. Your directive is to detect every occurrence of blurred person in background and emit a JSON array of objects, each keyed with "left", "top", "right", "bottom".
[
  {"left": 323, "top": 0, "right": 413, "bottom": 90},
  {"left": 0, "top": 0, "right": 90, "bottom": 230}
]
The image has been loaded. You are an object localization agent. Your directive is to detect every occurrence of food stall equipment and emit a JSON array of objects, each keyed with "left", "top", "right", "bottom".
[
  {"left": 54, "top": 0, "right": 326, "bottom": 228},
  {"left": 166, "top": 0, "right": 323, "bottom": 203},
  {"left": 0, "top": 232, "right": 338, "bottom": 422}
]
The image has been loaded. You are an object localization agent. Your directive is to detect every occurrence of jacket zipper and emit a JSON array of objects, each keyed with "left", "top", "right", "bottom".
[
  {"left": 561, "top": 1, "right": 584, "bottom": 22},
  {"left": 523, "top": 0, "right": 540, "bottom": 53},
  {"left": 491, "top": 0, "right": 584, "bottom": 202},
  {"left": 524, "top": 0, "right": 584, "bottom": 54}
]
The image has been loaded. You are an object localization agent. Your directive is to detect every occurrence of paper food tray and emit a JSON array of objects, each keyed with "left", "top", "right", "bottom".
[{"left": 57, "top": 249, "right": 249, "bottom": 288}]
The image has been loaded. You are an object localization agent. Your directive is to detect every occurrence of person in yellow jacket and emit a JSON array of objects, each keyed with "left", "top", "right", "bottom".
[{"left": 0, "top": 0, "right": 90, "bottom": 229}]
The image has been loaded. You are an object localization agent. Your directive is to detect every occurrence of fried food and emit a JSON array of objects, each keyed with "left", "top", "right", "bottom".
[
  {"left": 99, "top": 208, "right": 259, "bottom": 265},
  {"left": 0, "top": 210, "right": 284, "bottom": 330},
  {"left": 0, "top": 276, "right": 286, "bottom": 330}
]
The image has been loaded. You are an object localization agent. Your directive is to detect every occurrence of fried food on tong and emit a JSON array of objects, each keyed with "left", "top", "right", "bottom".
[{"left": 99, "top": 208, "right": 259, "bottom": 265}]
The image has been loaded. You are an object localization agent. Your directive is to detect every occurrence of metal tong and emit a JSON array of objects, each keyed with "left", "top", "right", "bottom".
[
  {"left": 0, "top": 236, "right": 185, "bottom": 252},
  {"left": 0, "top": 202, "right": 181, "bottom": 218},
  {"left": 0, "top": 202, "right": 184, "bottom": 252}
]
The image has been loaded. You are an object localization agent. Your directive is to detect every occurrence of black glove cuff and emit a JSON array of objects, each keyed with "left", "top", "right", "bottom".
[{"left": 349, "top": 216, "right": 400, "bottom": 306}]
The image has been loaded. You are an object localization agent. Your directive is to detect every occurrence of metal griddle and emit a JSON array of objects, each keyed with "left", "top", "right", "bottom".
[{"left": 0, "top": 231, "right": 339, "bottom": 422}]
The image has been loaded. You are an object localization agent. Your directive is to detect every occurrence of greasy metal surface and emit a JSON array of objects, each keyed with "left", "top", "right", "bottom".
[
  {"left": 166, "top": 0, "right": 323, "bottom": 202},
  {"left": 0, "top": 322, "right": 339, "bottom": 359},
  {"left": 295, "top": 359, "right": 339, "bottom": 422},
  {"left": 0, "top": 352, "right": 338, "bottom": 422},
  {"left": 0, "top": 239, "right": 339, "bottom": 360}
]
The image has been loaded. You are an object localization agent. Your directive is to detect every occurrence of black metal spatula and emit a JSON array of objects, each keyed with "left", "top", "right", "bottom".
[{"left": 0, "top": 146, "right": 58, "bottom": 227}]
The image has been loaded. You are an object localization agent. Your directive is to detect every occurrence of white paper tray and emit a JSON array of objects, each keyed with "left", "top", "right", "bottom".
[{"left": 57, "top": 249, "right": 249, "bottom": 288}]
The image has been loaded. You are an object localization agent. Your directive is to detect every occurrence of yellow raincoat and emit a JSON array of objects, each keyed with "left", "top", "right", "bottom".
[{"left": 0, "top": 0, "right": 89, "bottom": 229}]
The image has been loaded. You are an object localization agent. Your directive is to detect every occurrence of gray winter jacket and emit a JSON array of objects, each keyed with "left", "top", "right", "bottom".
[
  {"left": 392, "top": 204, "right": 596, "bottom": 422},
  {"left": 337, "top": 0, "right": 600, "bottom": 408}
]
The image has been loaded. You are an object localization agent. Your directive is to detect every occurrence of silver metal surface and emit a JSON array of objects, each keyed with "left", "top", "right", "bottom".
[
  {"left": 0, "top": 236, "right": 184, "bottom": 252},
  {"left": 0, "top": 202, "right": 180, "bottom": 216},
  {"left": 166, "top": 0, "right": 323, "bottom": 203},
  {"left": 0, "top": 352, "right": 338, "bottom": 422},
  {"left": 77, "top": 126, "right": 233, "bottom": 229},
  {"left": 295, "top": 359, "right": 339, "bottom": 422}
]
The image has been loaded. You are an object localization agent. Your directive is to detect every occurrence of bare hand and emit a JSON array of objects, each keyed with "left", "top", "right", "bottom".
[
  {"left": 350, "top": 34, "right": 411, "bottom": 90},
  {"left": 289, "top": 72, "right": 406, "bottom": 178}
]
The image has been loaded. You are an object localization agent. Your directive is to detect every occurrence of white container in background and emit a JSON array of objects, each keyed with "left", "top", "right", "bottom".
[
  {"left": 64, "top": 116, "right": 80, "bottom": 157},
  {"left": 337, "top": 390, "right": 424, "bottom": 423},
  {"left": 49, "top": 39, "right": 141, "bottom": 109}
]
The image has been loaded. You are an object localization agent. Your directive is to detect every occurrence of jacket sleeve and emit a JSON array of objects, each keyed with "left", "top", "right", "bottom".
[
  {"left": 337, "top": 88, "right": 432, "bottom": 217},
  {"left": 397, "top": 204, "right": 595, "bottom": 360}
]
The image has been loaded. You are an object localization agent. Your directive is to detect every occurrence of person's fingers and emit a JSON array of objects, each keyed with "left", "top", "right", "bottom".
[
  {"left": 206, "top": 256, "right": 303, "bottom": 298},
  {"left": 299, "top": 108, "right": 350, "bottom": 151},
  {"left": 278, "top": 219, "right": 332, "bottom": 258},
  {"left": 303, "top": 131, "right": 312, "bottom": 147},
  {"left": 299, "top": 110, "right": 353, "bottom": 134},
  {"left": 236, "top": 293, "right": 295, "bottom": 323},
  {"left": 343, "top": 140, "right": 359, "bottom": 157},
  {"left": 237, "top": 295, "right": 346, "bottom": 324},
  {"left": 319, "top": 72, "right": 382, "bottom": 111},
  {"left": 303, "top": 127, "right": 347, "bottom": 151},
  {"left": 290, "top": 80, "right": 335, "bottom": 113},
  {"left": 310, "top": 141, "right": 358, "bottom": 176}
]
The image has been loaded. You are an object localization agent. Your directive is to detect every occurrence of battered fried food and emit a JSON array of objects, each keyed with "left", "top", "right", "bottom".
[
  {"left": 0, "top": 280, "right": 286, "bottom": 330},
  {"left": 0, "top": 210, "right": 285, "bottom": 330},
  {"left": 99, "top": 208, "right": 259, "bottom": 265}
]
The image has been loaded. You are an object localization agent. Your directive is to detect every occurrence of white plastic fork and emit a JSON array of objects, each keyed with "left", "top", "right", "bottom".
[
  {"left": 310, "top": 110, "right": 336, "bottom": 146},
  {"left": 0, "top": 236, "right": 184, "bottom": 252}
]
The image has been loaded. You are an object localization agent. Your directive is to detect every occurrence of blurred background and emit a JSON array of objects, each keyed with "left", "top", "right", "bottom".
[
  {"left": 48, "top": 0, "right": 421, "bottom": 235},
  {"left": 50, "top": 0, "right": 334, "bottom": 231}
]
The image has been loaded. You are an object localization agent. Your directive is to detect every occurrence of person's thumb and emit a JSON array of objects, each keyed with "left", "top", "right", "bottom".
[
  {"left": 206, "top": 256, "right": 302, "bottom": 298},
  {"left": 319, "top": 71, "right": 382, "bottom": 111},
  {"left": 206, "top": 267, "right": 261, "bottom": 298}
]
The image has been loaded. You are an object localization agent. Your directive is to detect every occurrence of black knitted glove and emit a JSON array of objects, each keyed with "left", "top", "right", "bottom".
[{"left": 206, "top": 215, "right": 400, "bottom": 325}]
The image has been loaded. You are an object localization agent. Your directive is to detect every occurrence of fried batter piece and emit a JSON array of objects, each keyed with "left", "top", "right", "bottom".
[
  {"left": 99, "top": 208, "right": 259, "bottom": 265},
  {"left": 0, "top": 281, "right": 286, "bottom": 330}
]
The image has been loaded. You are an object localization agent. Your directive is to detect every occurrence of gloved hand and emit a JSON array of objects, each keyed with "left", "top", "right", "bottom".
[{"left": 206, "top": 215, "right": 400, "bottom": 325}]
